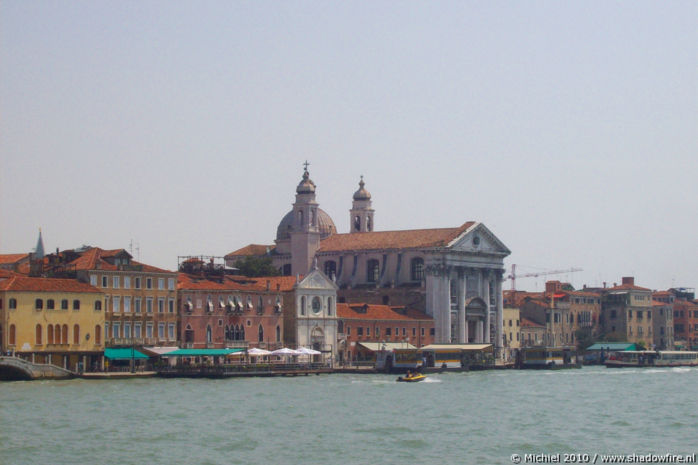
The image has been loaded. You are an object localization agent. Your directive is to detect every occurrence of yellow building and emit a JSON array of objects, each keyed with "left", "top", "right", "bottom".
[
  {"left": 0, "top": 275, "right": 105, "bottom": 371},
  {"left": 502, "top": 307, "right": 520, "bottom": 361}
]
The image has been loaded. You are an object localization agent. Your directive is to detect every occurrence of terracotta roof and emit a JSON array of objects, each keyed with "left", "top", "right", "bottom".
[
  {"left": 607, "top": 283, "right": 651, "bottom": 292},
  {"left": 652, "top": 300, "right": 670, "bottom": 307},
  {"left": 564, "top": 290, "right": 601, "bottom": 297},
  {"left": 225, "top": 244, "right": 274, "bottom": 258},
  {"left": 337, "top": 302, "right": 432, "bottom": 321},
  {"left": 68, "top": 247, "right": 174, "bottom": 274},
  {"left": 178, "top": 274, "right": 299, "bottom": 292},
  {"left": 0, "top": 276, "right": 102, "bottom": 293},
  {"left": 521, "top": 317, "right": 545, "bottom": 328},
  {"left": 0, "top": 253, "right": 29, "bottom": 264},
  {"left": 318, "top": 222, "right": 476, "bottom": 252}
]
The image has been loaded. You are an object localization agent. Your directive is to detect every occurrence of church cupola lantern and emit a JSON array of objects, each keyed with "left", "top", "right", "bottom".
[{"left": 350, "top": 176, "right": 375, "bottom": 233}]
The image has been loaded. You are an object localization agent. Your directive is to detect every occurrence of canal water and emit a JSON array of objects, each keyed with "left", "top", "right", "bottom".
[{"left": 1, "top": 366, "right": 697, "bottom": 465}]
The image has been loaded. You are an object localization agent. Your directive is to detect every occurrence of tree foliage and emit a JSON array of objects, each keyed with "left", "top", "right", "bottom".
[{"left": 234, "top": 256, "right": 280, "bottom": 277}]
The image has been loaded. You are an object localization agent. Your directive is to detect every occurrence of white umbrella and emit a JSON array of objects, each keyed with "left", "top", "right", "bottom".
[
  {"left": 296, "top": 347, "right": 321, "bottom": 355},
  {"left": 247, "top": 348, "right": 272, "bottom": 356},
  {"left": 271, "top": 347, "right": 301, "bottom": 356}
]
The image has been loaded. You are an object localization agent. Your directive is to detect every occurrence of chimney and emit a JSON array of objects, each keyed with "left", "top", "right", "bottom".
[{"left": 622, "top": 277, "right": 634, "bottom": 286}]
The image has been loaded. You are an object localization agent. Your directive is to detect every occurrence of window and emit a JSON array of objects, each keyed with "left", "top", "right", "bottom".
[
  {"left": 327, "top": 297, "right": 333, "bottom": 316},
  {"left": 73, "top": 325, "right": 80, "bottom": 344},
  {"left": 168, "top": 278, "right": 175, "bottom": 290},
  {"left": 421, "top": 328, "right": 425, "bottom": 337},
  {"left": 300, "top": 296, "right": 306, "bottom": 316},
  {"left": 412, "top": 328, "right": 416, "bottom": 337},
  {"left": 90, "top": 275, "right": 97, "bottom": 286},
  {"left": 36, "top": 324, "right": 42, "bottom": 345},
  {"left": 430, "top": 328, "right": 435, "bottom": 336},
  {"left": 410, "top": 258, "right": 424, "bottom": 281},
  {"left": 134, "top": 277, "right": 141, "bottom": 289},
  {"left": 158, "top": 323, "right": 165, "bottom": 339},
  {"left": 48, "top": 325, "right": 54, "bottom": 344},
  {"left": 402, "top": 328, "right": 406, "bottom": 337},
  {"left": 146, "top": 298, "right": 153, "bottom": 313},
  {"left": 134, "top": 298, "right": 141, "bottom": 314},
  {"left": 158, "top": 278, "right": 165, "bottom": 290},
  {"left": 258, "top": 324, "right": 264, "bottom": 342},
  {"left": 124, "top": 276, "right": 131, "bottom": 289},
  {"left": 47, "top": 299, "right": 55, "bottom": 310},
  {"left": 324, "top": 261, "right": 337, "bottom": 280},
  {"left": 146, "top": 323, "right": 153, "bottom": 339},
  {"left": 357, "top": 327, "right": 363, "bottom": 336},
  {"left": 312, "top": 297, "right": 321, "bottom": 314},
  {"left": 102, "top": 276, "right": 108, "bottom": 288},
  {"left": 158, "top": 298, "right": 164, "bottom": 313},
  {"left": 35, "top": 299, "right": 43, "bottom": 310},
  {"left": 112, "top": 296, "right": 120, "bottom": 313},
  {"left": 146, "top": 278, "right": 152, "bottom": 289},
  {"left": 112, "top": 323, "right": 120, "bottom": 339},
  {"left": 113, "top": 276, "right": 120, "bottom": 289},
  {"left": 95, "top": 325, "right": 101, "bottom": 345},
  {"left": 73, "top": 299, "right": 80, "bottom": 310},
  {"left": 9, "top": 324, "right": 16, "bottom": 345},
  {"left": 375, "top": 327, "right": 380, "bottom": 337},
  {"left": 367, "top": 259, "right": 380, "bottom": 283},
  {"left": 134, "top": 323, "right": 142, "bottom": 338},
  {"left": 386, "top": 328, "right": 392, "bottom": 336},
  {"left": 61, "top": 299, "right": 68, "bottom": 310},
  {"left": 346, "top": 326, "right": 351, "bottom": 336},
  {"left": 168, "top": 299, "right": 174, "bottom": 313},
  {"left": 94, "top": 300, "right": 102, "bottom": 311},
  {"left": 168, "top": 324, "right": 175, "bottom": 341},
  {"left": 276, "top": 325, "right": 281, "bottom": 342},
  {"left": 9, "top": 298, "right": 17, "bottom": 309},
  {"left": 124, "top": 323, "right": 131, "bottom": 339},
  {"left": 124, "top": 296, "right": 131, "bottom": 313}
]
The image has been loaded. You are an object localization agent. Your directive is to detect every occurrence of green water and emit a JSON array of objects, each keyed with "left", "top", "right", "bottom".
[{"left": 1, "top": 367, "right": 697, "bottom": 465}]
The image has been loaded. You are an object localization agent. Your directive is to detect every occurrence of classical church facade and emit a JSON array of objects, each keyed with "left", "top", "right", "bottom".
[{"left": 226, "top": 167, "right": 510, "bottom": 355}]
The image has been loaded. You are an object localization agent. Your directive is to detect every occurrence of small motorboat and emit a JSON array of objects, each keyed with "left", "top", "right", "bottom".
[{"left": 396, "top": 373, "right": 426, "bottom": 383}]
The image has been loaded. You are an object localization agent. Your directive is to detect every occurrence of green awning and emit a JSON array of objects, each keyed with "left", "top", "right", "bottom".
[
  {"left": 586, "top": 343, "right": 637, "bottom": 351},
  {"left": 104, "top": 348, "right": 149, "bottom": 360},
  {"left": 161, "top": 348, "right": 245, "bottom": 357}
]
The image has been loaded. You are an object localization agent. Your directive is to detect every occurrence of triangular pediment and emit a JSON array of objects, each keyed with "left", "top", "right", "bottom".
[
  {"left": 297, "top": 268, "right": 339, "bottom": 290},
  {"left": 447, "top": 223, "right": 511, "bottom": 256}
]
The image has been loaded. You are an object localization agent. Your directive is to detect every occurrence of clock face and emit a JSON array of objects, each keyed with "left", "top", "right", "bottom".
[{"left": 312, "top": 297, "right": 322, "bottom": 314}]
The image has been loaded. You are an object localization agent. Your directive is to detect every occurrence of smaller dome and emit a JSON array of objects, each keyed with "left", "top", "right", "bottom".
[
  {"left": 296, "top": 169, "right": 316, "bottom": 194},
  {"left": 353, "top": 176, "right": 371, "bottom": 200}
]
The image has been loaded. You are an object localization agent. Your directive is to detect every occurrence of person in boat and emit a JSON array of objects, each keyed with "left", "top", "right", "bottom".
[{"left": 406, "top": 370, "right": 413, "bottom": 379}]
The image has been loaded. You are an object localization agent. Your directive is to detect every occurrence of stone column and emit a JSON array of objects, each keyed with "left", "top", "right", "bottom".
[
  {"left": 483, "top": 270, "right": 491, "bottom": 343},
  {"left": 457, "top": 269, "right": 467, "bottom": 344},
  {"left": 495, "top": 270, "right": 504, "bottom": 357},
  {"left": 426, "top": 264, "right": 451, "bottom": 343}
]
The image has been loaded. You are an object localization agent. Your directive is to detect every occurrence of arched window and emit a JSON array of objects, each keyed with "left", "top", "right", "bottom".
[
  {"left": 312, "top": 296, "right": 321, "bottom": 314},
  {"left": 338, "top": 320, "right": 344, "bottom": 333},
  {"left": 354, "top": 215, "right": 361, "bottom": 231},
  {"left": 74, "top": 325, "right": 80, "bottom": 344},
  {"left": 276, "top": 325, "right": 280, "bottom": 342},
  {"left": 258, "top": 296, "right": 264, "bottom": 312},
  {"left": 300, "top": 296, "right": 306, "bottom": 316},
  {"left": 9, "top": 324, "right": 16, "bottom": 345},
  {"left": 410, "top": 257, "right": 424, "bottom": 281},
  {"left": 95, "top": 325, "right": 101, "bottom": 345},
  {"left": 206, "top": 325, "right": 212, "bottom": 343},
  {"left": 258, "top": 324, "right": 264, "bottom": 342},
  {"left": 324, "top": 261, "right": 337, "bottom": 280},
  {"left": 297, "top": 210, "right": 303, "bottom": 227},
  {"left": 367, "top": 259, "right": 380, "bottom": 283},
  {"left": 9, "top": 298, "right": 17, "bottom": 309},
  {"left": 36, "top": 324, "right": 42, "bottom": 345},
  {"left": 327, "top": 297, "right": 333, "bottom": 316},
  {"left": 62, "top": 325, "right": 68, "bottom": 345},
  {"left": 240, "top": 325, "right": 245, "bottom": 341},
  {"left": 48, "top": 324, "right": 54, "bottom": 344},
  {"left": 54, "top": 324, "right": 61, "bottom": 344},
  {"left": 35, "top": 299, "right": 43, "bottom": 310},
  {"left": 366, "top": 216, "right": 372, "bottom": 231}
]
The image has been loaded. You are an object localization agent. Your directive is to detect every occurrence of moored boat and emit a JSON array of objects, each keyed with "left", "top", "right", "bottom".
[
  {"left": 605, "top": 350, "right": 698, "bottom": 368},
  {"left": 517, "top": 346, "right": 580, "bottom": 369}
]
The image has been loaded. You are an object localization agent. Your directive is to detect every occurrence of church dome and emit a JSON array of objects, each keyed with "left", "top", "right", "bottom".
[
  {"left": 276, "top": 208, "right": 337, "bottom": 241},
  {"left": 353, "top": 176, "right": 371, "bottom": 201}
]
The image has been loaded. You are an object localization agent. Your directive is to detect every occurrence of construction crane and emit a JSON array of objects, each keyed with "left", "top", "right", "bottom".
[{"left": 507, "top": 264, "right": 583, "bottom": 291}]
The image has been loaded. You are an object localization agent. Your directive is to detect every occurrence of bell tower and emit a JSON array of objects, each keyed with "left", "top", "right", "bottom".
[
  {"left": 290, "top": 161, "right": 322, "bottom": 275},
  {"left": 349, "top": 176, "right": 374, "bottom": 233}
]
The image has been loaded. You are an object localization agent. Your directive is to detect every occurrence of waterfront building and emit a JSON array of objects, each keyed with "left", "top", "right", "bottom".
[
  {"left": 502, "top": 307, "right": 520, "bottom": 361},
  {"left": 599, "top": 277, "right": 654, "bottom": 347},
  {"left": 672, "top": 299, "right": 698, "bottom": 350},
  {"left": 177, "top": 258, "right": 338, "bottom": 362},
  {"left": 335, "top": 302, "right": 433, "bottom": 364},
  {"left": 651, "top": 295, "right": 674, "bottom": 350},
  {"left": 0, "top": 275, "right": 105, "bottom": 371},
  {"left": 226, "top": 166, "right": 510, "bottom": 355},
  {"left": 520, "top": 317, "right": 545, "bottom": 347}
]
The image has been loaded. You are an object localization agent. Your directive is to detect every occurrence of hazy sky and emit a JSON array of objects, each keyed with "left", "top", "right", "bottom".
[{"left": 1, "top": 2, "right": 696, "bottom": 292}]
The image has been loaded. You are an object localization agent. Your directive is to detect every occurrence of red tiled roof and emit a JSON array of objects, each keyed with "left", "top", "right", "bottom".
[
  {"left": 0, "top": 253, "right": 29, "bottom": 264},
  {"left": 564, "top": 290, "right": 601, "bottom": 297},
  {"left": 318, "top": 222, "right": 476, "bottom": 252},
  {"left": 68, "top": 247, "right": 174, "bottom": 274},
  {"left": 337, "top": 302, "right": 432, "bottom": 321},
  {"left": 0, "top": 276, "right": 102, "bottom": 293},
  {"left": 521, "top": 317, "right": 545, "bottom": 328},
  {"left": 178, "top": 274, "right": 299, "bottom": 292},
  {"left": 607, "top": 283, "right": 651, "bottom": 292},
  {"left": 225, "top": 244, "right": 275, "bottom": 258}
]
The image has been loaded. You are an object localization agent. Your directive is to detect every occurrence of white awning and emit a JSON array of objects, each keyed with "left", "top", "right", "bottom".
[
  {"left": 358, "top": 342, "right": 417, "bottom": 352},
  {"left": 420, "top": 344, "right": 493, "bottom": 351}
]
